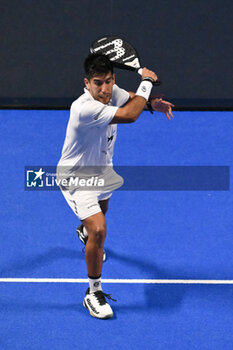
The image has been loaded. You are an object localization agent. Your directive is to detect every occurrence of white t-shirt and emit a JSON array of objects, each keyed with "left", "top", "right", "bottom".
[{"left": 57, "top": 84, "right": 129, "bottom": 179}]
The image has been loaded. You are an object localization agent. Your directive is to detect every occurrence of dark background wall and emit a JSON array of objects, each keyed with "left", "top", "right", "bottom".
[{"left": 0, "top": 0, "right": 232, "bottom": 109}]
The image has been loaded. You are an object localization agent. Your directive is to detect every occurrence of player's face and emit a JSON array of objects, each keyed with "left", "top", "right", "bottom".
[{"left": 84, "top": 72, "right": 115, "bottom": 104}]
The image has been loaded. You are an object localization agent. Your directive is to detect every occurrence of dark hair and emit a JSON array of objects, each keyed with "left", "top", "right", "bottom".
[{"left": 84, "top": 53, "right": 114, "bottom": 80}]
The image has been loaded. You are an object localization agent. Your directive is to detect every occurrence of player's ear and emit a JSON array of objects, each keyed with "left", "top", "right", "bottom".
[
  {"left": 112, "top": 73, "right": 116, "bottom": 85},
  {"left": 84, "top": 78, "right": 90, "bottom": 90}
]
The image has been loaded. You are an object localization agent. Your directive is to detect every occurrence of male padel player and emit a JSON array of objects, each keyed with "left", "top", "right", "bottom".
[{"left": 57, "top": 53, "right": 174, "bottom": 319}]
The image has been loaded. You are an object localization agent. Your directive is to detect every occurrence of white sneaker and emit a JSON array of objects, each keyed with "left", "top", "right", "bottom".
[{"left": 83, "top": 288, "right": 116, "bottom": 319}]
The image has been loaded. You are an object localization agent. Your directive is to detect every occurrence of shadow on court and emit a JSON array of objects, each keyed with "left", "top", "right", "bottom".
[
  {"left": 114, "top": 283, "right": 233, "bottom": 316},
  {"left": 0, "top": 299, "right": 82, "bottom": 313},
  {"left": 106, "top": 248, "right": 233, "bottom": 313},
  {"left": 0, "top": 247, "right": 83, "bottom": 276},
  {"left": 1, "top": 246, "right": 233, "bottom": 317}
]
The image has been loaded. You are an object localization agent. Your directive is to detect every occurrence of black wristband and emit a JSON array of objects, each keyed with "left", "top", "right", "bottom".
[
  {"left": 142, "top": 77, "right": 162, "bottom": 87},
  {"left": 146, "top": 100, "right": 154, "bottom": 114},
  {"left": 142, "top": 77, "right": 155, "bottom": 86}
]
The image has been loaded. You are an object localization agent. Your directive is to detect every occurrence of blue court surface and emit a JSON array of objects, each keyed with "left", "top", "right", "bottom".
[{"left": 1, "top": 109, "right": 233, "bottom": 349}]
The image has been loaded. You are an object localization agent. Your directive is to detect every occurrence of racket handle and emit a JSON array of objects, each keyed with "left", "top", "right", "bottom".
[
  {"left": 137, "top": 68, "right": 162, "bottom": 86},
  {"left": 138, "top": 68, "right": 143, "bottom": 75},
  {"left": 153, "top": 80, "right": 162, "bottom": 86}
]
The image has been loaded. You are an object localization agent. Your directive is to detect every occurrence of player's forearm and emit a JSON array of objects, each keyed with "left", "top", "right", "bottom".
[
  {"left": 111, "top": 95, "right": 148, "bottom": 124},
  {"left": 123, "top": 95, "right": 149, "bottom": 120},
  {"left": 128, "top": 91, "right": 159, "bottom": 112},
  {"left": 111, "top": 76, "right": 155, "bottom": 124}
]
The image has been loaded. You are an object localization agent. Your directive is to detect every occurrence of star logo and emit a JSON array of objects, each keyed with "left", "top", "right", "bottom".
[
  {"left": 33, "top": 168, "right": 45, "bottom": 181},
  {"left": 26, "top": 168, "right": 45, "bottom": 188}
]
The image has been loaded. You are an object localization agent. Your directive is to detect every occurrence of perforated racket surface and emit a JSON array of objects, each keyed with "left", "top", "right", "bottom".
[{"left": 90, "top": 36, "right": 161, "bottom": 86}]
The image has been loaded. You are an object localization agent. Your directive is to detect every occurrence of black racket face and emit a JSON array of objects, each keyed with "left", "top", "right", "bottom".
[{"left": 90, "top": 36, "right": 141, "bottom": 71}]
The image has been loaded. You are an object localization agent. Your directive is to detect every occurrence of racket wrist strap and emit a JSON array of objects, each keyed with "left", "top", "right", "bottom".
[
  {"left": 142, "top": 77, "right": 155, "bottom": 85},
  {"left": 135, "top": 80, "right": 153, "bottom": 101},
  {"left": 143, "top": 77, "right": 162, "bottom": 87},
  {"left": 146, "top": 100, "right": 154, "bottom": 114}
]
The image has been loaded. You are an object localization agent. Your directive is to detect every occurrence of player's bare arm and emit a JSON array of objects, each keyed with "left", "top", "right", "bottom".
[
  {"left": 111, "top": 68, "right": 174, "bottom": 124},
  {"left": 128, "top": 92, "right": 175, "bottom": 121},
  {"left": 110, "top": 68, "right": 157, "bottom": 124}
]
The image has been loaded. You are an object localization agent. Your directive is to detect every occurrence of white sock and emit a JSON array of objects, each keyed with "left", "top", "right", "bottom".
[
  {"left": 83, "top": 226, "right": 88, "bottom": 238},
  {"left": 88, "top": 275, "right": 102, "bottom": 293}
]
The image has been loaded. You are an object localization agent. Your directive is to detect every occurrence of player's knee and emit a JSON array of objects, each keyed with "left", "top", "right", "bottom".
[{"left": 90, "top": 225, "right": 106, "bottom": 247}]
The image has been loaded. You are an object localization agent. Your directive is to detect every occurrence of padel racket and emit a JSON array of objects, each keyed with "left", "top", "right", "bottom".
[{"left": 90, "top": 36, "right": 161, "bottom": 86}]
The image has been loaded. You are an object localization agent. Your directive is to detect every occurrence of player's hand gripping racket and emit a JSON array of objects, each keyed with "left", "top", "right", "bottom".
[{"left": 90, "top": 36, "right": 162, "bottom": 86}]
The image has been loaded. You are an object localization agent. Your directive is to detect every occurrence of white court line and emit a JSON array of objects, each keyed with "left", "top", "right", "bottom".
[{"left": 0, "top": 278, "right": 233, "bottom": 284}]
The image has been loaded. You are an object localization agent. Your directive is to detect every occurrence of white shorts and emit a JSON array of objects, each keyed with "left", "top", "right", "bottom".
[
  {"left": 58, "top": 167, "right": 123, "bottom": 220},
  {"left": 60, "top": 188, "right": 113, "bottom": 220}
]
